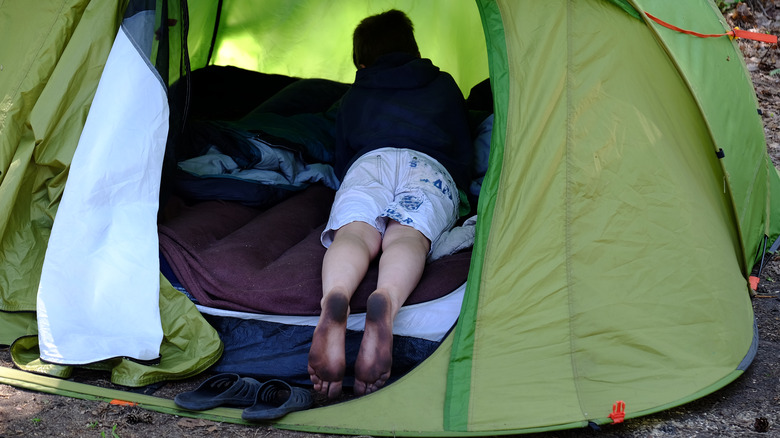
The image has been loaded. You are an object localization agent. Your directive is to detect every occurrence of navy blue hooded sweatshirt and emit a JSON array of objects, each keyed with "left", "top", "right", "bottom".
[{"left": 334, "top": 52, "right": 473, "bottom": 190}]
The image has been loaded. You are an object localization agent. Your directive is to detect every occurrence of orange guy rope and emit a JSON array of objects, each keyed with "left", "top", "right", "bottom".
[{"left": 646, "top": 12, "right": 778, "bottom": 44}]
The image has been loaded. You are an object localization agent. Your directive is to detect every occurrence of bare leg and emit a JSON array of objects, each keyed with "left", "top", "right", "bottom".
[
  {"left": 354, "top": 220, "right": 430, "bottom": 395},
  {"left": 308, "top": 221, "right": 381, "bottom": 399}
]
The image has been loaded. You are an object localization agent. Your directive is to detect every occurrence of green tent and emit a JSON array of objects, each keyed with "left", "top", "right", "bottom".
[{"left": 1, "top": 0, "right": 778, "bottom": 435}]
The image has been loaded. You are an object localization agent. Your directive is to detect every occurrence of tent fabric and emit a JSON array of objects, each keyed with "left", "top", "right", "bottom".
[
  {"left": 445, "top": 0, "right": 754, "bottom": 431},
  {"left": 635, "top": 0, "right": 773, "bottom": 272},
  {"left": 0, "top": 0, "right": 777, "bottom": 435},
  {"left": 12, "top": 277, "right": 224, "bottom": 387},
  {"left": 184, "top": 0, "right": 489, "bottom": 94},
  {"left": 37, "top": 23, "right": 168, "bottom": 365},
  {"left": 1, "top": 0, "right": 223, "bottom": 386},
  {"left": 0, "top": 364, "right": 250, "bottom": 426},
  {"left": 0, "top": 0, "right": 124, "bottom": 313}
]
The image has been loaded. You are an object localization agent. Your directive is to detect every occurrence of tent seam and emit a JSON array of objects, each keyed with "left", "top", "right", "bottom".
[
  {"left": 564, "top": 0, "right": 586, "bottom": 421},
  {"left": 442, "top": 0, "right": 512, "bottom": 431},
  {"left": 467, "top": 25, "right": 498, "bottom": 438},
  {"left": 118, "top": 24, "right": 168, "bottom": 92}
]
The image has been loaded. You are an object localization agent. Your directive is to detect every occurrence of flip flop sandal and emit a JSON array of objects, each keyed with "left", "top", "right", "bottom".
[
  {"left": 174, "top": 373, "right": 262, "bottom": 410},
  {"left": 241, "top": 379, "right": 314, "bottom": 421}
]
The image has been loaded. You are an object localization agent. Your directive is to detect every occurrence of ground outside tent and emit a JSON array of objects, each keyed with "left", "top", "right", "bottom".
[{"left": 2, "top": 2, "right": 780, "bottom": 438}]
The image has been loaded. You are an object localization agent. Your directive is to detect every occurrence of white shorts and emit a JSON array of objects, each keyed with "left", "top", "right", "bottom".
[{"left": 321, "top": 148, "right": 459, "bottom": 248}]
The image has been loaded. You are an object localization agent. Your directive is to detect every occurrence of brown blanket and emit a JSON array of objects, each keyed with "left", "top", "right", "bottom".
[{"left": 158, "top": 185, "right": 471, "bottom": 316}]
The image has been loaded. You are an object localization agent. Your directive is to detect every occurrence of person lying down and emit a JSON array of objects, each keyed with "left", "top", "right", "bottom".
[{"left": 307, "top": 9, "right": 473, "bottom": 399}]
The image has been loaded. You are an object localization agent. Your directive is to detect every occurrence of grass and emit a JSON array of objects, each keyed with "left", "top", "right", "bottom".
[{"left": 100, "top": 424, "right": 121, "bottom": 438}]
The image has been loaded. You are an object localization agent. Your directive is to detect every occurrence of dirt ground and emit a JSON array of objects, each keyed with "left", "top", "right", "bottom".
[{"left": 3, "top": 2, "right": 780, "bottom": 438}]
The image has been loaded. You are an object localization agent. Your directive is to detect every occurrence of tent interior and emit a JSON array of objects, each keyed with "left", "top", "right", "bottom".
[{"left": 153, "top": 0, "right": 493, "bottom": 386}]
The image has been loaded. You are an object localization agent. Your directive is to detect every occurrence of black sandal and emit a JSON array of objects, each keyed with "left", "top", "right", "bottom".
[
  {"left": 242, "top": 379, "right": 313, "bottom": 421},
  {"left": 174, "top": 373, "right": 262, "bottom": 410}
]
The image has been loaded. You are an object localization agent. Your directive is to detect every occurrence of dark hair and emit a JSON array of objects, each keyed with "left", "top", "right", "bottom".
[{"left": 352, "top": 9, "right": 419, "bottom": 68}]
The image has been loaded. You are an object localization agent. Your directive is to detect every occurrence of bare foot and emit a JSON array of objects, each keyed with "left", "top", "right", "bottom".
[
  {"left": 308, "top": 293, "right": 349, "bottom": 399},
  {"left": 354, "top": 292, "right": 393, "bottom": 396}
]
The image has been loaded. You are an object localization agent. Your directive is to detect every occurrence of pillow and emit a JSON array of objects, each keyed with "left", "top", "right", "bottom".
[
  {"left": 252, "top": 78, "right": 350, "bottom": 116},
  {"left": 175, "top": 65, "right": 300, "bottom": 120}
]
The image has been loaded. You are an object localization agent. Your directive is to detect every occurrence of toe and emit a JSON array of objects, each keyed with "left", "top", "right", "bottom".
[
  {"left": 325, "top": 381, "right": 342, "bottom": 400},
  {"left": 353, "top": 379, "right": 367, "bottom": 396}
]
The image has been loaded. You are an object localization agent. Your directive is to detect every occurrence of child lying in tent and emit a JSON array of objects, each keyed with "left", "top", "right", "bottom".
[{"left": 307, "top": 9, "right": 473, "bottom": 399}]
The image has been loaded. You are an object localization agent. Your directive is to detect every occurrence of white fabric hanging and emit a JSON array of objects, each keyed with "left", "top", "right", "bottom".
[{"left": 36, "top": 24, "right": 168, "bottom": 364}]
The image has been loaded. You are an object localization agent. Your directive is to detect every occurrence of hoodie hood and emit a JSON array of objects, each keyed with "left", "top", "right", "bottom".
[{"left": 354, "top": 52, "right": 440, "bottom": 90}]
